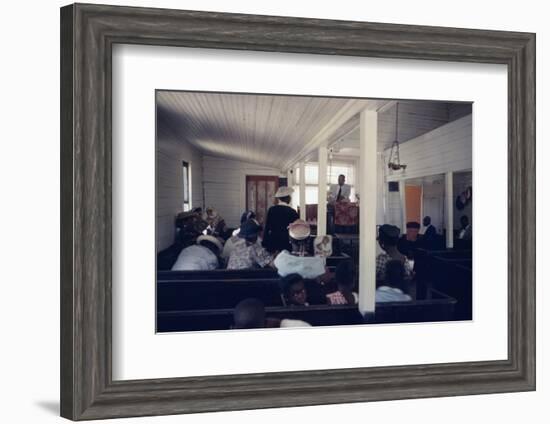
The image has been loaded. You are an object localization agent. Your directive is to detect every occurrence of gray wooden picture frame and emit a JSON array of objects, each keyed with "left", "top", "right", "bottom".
[{"left": 60, "top": 3, "right": 536, "bottom": 421}]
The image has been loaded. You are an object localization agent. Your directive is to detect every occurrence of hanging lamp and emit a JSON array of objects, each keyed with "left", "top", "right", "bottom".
[{"left": 388, "top": 102, "right": 407, "bottom": 171}]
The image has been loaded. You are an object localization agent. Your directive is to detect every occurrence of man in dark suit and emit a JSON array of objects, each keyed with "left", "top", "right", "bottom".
[
  {"left": 422, "top": 216, "right": 437, "bottom": 249},
  {"left": 262, "top": 186, "right": 299, "bottom": 253}
]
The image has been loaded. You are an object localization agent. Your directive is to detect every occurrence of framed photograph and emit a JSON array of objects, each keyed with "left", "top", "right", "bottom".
[{"left": 60, "top": 3, "right": 535, "bottom": 420}]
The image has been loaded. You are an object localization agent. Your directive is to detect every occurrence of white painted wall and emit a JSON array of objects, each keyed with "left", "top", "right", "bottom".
[
  {"left": 156, "top": 124, "right": 204, "bottom": 252},
  {"left": 422, "top": 177, "right": 445, "bottom": 233},
  {"left": 385, "top": 114, "right": 472, "bottom": 182},
  {"left": 202, "top": 155, "right": 281, "bottom": 228},
  {"left": 382, "top": 115, "right": 472, "bottom": 228}
]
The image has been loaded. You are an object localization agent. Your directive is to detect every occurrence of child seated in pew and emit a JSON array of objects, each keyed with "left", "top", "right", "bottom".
[
  {"left": 376, "top": 259, "right": 412, "bottom": 302},
  {"left": 326, "top": 262, "right": 358, "bottom": 305},
  {"left": 232, "top": 298, "right": 312, "bottom": 329},
  {"left": 281, "top": 274, "right": 310, "bottom": 306}
]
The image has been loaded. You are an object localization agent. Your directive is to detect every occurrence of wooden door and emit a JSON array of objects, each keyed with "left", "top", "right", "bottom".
[
  {"left": 405, "top": 185, "right": 422, "bottom": 224},
  {"left": 245, "top": 175, "right": 279, "bottom": 226}
]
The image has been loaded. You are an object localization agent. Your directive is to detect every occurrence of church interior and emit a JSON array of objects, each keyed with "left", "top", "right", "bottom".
[{"left": 155, "top": 90, "right": 473, "bottom": 332}]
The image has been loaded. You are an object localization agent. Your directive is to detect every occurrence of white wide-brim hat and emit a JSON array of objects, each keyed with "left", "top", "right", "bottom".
[
  {"left": 275, "top": 186, "right": 294, "bottom": 198},
  {"left": 288, "top": 219, "right": 311, "bottom": 240},
  {"left": 196, "top": 235, "right": 223, "bottom": 252}
]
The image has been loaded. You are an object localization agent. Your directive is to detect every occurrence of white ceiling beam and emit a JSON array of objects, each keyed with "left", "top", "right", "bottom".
[{"left": 282, "top": 99, "right": 369, "bottom": 171}]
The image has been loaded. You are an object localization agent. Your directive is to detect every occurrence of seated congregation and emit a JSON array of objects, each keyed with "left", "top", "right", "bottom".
[{"left": 157, "top": 186, "right": 470, "bottom": 332}]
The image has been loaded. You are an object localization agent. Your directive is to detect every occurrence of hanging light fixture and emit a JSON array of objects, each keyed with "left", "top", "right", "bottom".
[{"left": 388, "top": 102, "right": 407, "bottom": 171}]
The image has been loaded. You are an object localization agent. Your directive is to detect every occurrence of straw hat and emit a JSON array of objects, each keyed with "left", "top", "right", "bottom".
[
  {"left": 196, "top": 235, "right": 223, "bottom": 252},
  {"left": 288, "top": 219, "right": 311, "bottom": 240},
  {"left": 274, "top": 186, "right": 294, "bottom": 198}
]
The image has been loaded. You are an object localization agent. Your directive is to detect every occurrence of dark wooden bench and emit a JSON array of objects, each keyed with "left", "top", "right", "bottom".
[
  {"left": 157, "top": 278, "right": 285, "bottom": 310},
  {"left": 157, "top": 268, "right": 279, "bottom": 281},
  {"left": 157, "top": 289, "right": 457, "bottom": 332},
  {"left": 326, "top": 253, "right": 351, "bottom": 267},
  {"left": 431, "top": 258, "right": 472, "bottom": 320},
  {"left": 157, "top": 276, "right": 337, "bottom": 311},
  {"left": 414, "top": 248, "right": 472, "bottom": 315},
  {"left": 157, "top": 304, "right": 364, "bottom": 332},
  {"left": 373, "top": 289, "right": 456, "bottom": 323}
]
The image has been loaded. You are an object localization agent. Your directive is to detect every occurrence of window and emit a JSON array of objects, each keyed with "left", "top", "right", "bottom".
[
  {"left": 182, "top": 161, "right": 191, "bottom": 212},
  {"left": 292, "top": 161, "right": 357, "bottom": 206},
  {"left": 328, "top": 162, "right": 355, "bottom": 186},
  {"left": 328, "top": 161, "right": 357, "bottom": 201}
]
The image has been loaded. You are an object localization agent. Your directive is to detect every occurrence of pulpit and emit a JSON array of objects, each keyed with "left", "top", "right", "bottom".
[{"left": 334, "top": 202, "right": 359, "bottom": 234}]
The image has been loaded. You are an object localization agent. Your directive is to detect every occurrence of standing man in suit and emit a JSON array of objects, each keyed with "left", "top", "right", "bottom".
[
  {"left": 422, "top": 216, "right": 437, "bottom": 249},
  {"left": 328, "top": 174, "right": 351, "bottom": 203},
  {"left": 262, "top": 186, "right": 299, "bottom": 253}
]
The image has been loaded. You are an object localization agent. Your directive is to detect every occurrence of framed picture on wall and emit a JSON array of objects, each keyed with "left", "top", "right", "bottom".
[{"left": 60, "top": 3, "right": 535, "bottom": 420}]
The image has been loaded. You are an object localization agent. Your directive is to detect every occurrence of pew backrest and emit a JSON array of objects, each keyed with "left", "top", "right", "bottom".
[
  {"left": 157, "top": 278, "right": 285, "bottom": 310},
  {"left": 157, "top": 290, "right": 458, "bottom": 332}
]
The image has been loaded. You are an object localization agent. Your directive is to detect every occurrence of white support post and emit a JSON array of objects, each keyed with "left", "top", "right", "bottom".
[
  {"left": 445, "top": 171, "right": 454, "bottom": 249},
  {"left": 399, "top": 180, "right": 406, "bottom": 233},
  {"left": 317, "top": 146, "right": 328, "bottom": 236},
  {"left": 358, "top": 109, "right": 378, "bottom": 316},
  {"left": 299, "top": 162, "right": 306, "bottom": 220}
]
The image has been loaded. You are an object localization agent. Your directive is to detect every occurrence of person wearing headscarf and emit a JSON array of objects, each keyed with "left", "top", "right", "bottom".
[
  {"left": 376, "top": 224, "right": 413, "bottom": 282},
  {"left": 202, "top": 207, "right": 227, "bottom": 237},
  {"left": 226, "top": 219, "right": 274, "bottom": 270},
  {"left": 375, "top": 259, "right": 412, "bottom": 302},
  {"left": 262, "top": 186, "right": 299, "bottom": 253},
  {"left": 221, "top": 211, "right": 260, "bottom": 260}
]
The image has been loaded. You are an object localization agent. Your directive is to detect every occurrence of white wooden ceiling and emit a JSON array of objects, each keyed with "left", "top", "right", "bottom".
[
  {"left": 332, "top": 100, "right": 472, "bottom": 156},
  {"left": 157, "top": 91, "right": 387, "bottom": 169},
  {"left": 157, "top": 91, "right": 471, "bottom": 169}
]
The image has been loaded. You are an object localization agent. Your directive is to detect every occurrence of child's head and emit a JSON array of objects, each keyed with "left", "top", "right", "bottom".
[
  {"left": 233, "top": 298, "right": 266, "bottom": 329},
  {"left": 335, "top": 261, "right": 354, "bottom": 292},
  {"left": 282, "top": 273, "right": 308, "bottom": 306}
]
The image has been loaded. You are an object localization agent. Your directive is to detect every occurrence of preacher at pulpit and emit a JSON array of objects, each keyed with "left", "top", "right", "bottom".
[{"left": 328, "top": 174, "right": 351, "bottom": 202}]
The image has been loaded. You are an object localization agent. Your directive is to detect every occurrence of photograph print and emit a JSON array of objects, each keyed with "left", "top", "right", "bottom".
[{"left": 156, "top": 90, "right": 473, "bottom": 333}]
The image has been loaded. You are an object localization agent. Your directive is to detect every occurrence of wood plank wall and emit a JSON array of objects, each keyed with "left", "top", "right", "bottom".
[
  {"left": 202, "top": 156, "right": 281, "bottom": 228},
  {"left": 157, "top": 125, "right": 204, "bottom": 252},
  {"left": 382, "top": 114, "right": 472, "bottom": 230},
  {"left": 385, "top": 114, "right": 472, "bottom": 182}
]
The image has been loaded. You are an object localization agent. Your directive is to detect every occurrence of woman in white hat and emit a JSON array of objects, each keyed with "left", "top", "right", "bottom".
[
  {"left": 273, "top": 219, "right": 326, "bottom": 279},
  {"left": 262, "top": 186, "right": 299, "bottom": 253},
  {"left": 171, "top": 235, "right": 223, "bottom": 271}
]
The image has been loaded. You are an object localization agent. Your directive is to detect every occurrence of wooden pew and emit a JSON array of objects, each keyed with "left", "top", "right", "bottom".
[
  {"left": 157, "top": 278, "right": 285, "bottom": 311},
  {"left": 326, "top": 253, "right": 351, "bottom": 267},
  {"left": 158, "top": 266, "right": 337, "bottom": 282},
  {"left": 431, "top": 258, "right": 472, "bottom": 320},
  {"left": 157, "top": 290, "right": 457, "bottom": 332},
  {"left": 374, "top": 289, "right": 456, "bottom": 323},
  {"left": 157, "top": 305, "right": 363, "bottom": 332},
  {"left": 157, "top": 268, "right": 279, "bottom": 281},
  {"left": 414, "top": 248, "right": 472, "bottom": 304}
]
